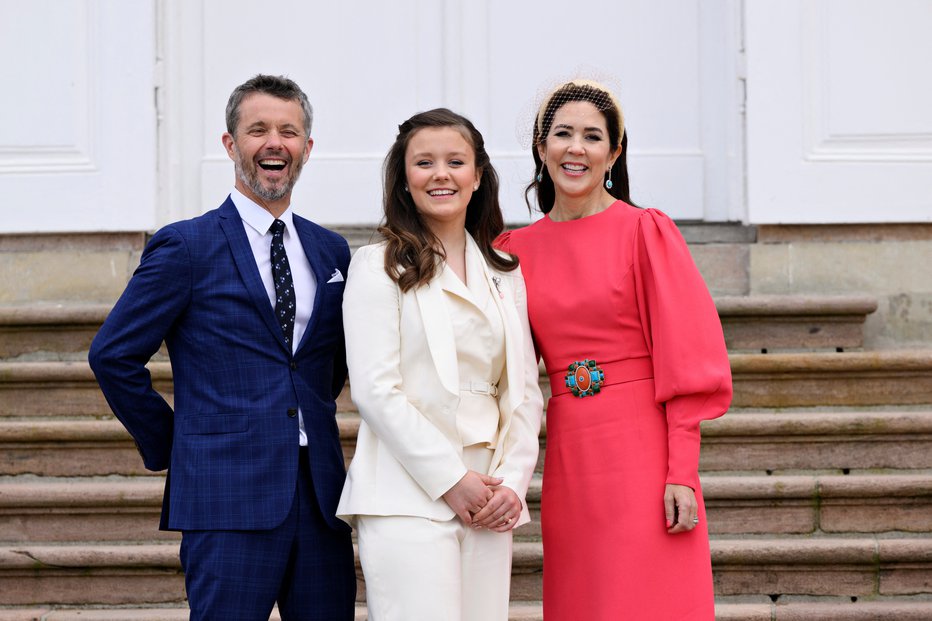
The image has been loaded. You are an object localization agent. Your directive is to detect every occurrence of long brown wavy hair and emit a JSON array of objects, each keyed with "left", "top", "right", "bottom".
[{"left": 379, "top": 108, "right": 518, "bottom": 292}]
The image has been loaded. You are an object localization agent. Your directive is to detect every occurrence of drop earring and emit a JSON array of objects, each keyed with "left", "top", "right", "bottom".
[
  {"left": 605, "top": 170, "right": 614, "bottom": 190},
  {"left": 536, "top": 160, "right": 546, "bottom": 183}
]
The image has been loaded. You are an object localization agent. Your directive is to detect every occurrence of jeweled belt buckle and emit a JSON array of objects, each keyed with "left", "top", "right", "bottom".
[{"left": 564, "top": 359, "right": 605, "bottom": 397}]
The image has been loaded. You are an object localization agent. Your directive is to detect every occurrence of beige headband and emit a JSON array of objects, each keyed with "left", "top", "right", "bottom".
[{"left": 535, "top": 79, "right": 625, "bottom": 143}]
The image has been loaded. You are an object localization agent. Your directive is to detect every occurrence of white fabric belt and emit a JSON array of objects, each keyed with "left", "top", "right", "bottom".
[{"left": 459, "top": 381, "right": 499, "bottom": 397}]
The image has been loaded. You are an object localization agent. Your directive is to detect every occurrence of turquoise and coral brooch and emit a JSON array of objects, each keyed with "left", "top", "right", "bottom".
[{"left": 564, "top": 359, "right": 605, "bottom": 397}]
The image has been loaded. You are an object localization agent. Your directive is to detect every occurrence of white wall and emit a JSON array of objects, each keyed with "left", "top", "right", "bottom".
[{"left": 2, "top": 0, "right": 929, "bottom": 233}]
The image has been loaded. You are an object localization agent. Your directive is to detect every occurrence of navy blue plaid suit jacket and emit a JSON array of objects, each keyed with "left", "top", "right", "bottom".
[{"left": 90, "top": 197, "right": 351, "bottom": 533}]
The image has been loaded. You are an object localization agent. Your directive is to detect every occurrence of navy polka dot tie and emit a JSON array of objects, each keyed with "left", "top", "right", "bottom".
[{"left": 270, "top": 219, "right": 295, "bottom": 347}]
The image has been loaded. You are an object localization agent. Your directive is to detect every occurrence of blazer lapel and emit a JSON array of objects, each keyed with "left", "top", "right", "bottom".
[
  {"left": 291, "top": 216, "right": 328, "bottom": 353},
  {"left": 218, "top": 199, "right": 289, "bottom": 352},
  {"left": 468, "top": 236, "right": 524, "bottom": 416},
  {"left": 414, "top": 275, "right": 460, "bottom": 397}
]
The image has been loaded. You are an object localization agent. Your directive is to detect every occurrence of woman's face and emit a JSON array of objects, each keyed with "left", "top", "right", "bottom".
[
  {"left": 539, "top": 100, "right": 620, "bottom": 201},
  {"left": 405, "top": 126, "right": 481, "bottom": 232}
]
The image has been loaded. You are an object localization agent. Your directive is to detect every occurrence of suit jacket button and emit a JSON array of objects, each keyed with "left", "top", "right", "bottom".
[
  {"left": 287, "top": 408, "right": 298, "bottom": 418},
  {"left": 290, "top": 361, "right": 297, "bottom": 370}
]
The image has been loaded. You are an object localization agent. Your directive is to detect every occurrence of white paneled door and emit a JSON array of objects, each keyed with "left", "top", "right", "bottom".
[
  {"left": 0, "top": 0, "right": 157, "bottom": 233},
  {"left": 745, "top": 0, "right": 932, "bottom": 223},
  {"left": 168, "top": 0, "right": 744, "bottom": 227},
  {"left": 0, "top": 0, "right": 746, "bottom": 233}
]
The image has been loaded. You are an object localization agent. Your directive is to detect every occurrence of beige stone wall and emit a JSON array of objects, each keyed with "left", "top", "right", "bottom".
[
  {"left": 3, "top": 223, "right": 929, "bottom": 349},
  {"left": 0, "top": 234, "right": 145, "bottom": 305},
  {"left": 750, "top": 225, "right": 932, "bottom": 349}
]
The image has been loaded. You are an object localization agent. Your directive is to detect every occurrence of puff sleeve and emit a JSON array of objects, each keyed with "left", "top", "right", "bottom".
[
  {"left": 493, "top": 230, "right": 515, "bottom": 254},
  {"left": 633, "top": 209, "right": 732, "bottom": 490}
]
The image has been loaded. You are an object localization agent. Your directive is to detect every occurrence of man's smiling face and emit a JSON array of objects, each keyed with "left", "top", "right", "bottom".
[{"left": 222, "top": 92, "right": 313, "bottom": 210}]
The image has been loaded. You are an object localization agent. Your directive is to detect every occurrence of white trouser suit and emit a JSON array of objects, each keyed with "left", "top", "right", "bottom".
[{"left": 338, "top": 238, "right": 543, "bottom": 621}]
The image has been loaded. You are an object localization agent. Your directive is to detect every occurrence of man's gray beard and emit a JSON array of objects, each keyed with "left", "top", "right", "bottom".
[
  {"left": 233, "top": 143, "right": 304, "bottom": 202},
  {"left": 240, "top": 169, "right": 281, "bottom": 201},
  {"left": 236, "top": 160, "right": 303, "bottom": 202}
]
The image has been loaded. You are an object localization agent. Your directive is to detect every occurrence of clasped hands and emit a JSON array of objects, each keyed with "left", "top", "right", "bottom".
[{"left": 442, "top": 470, "right": 520, "bottom": 532}]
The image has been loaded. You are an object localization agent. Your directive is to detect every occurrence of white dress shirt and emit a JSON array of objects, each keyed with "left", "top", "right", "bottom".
[{"left": 230, "top": 188, "right": 317, "bottom": 446}]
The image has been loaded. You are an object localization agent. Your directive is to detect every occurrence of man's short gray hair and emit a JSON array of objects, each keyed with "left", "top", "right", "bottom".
[{"left": 225, "top": 74, "right": 313, "bottom": 138}]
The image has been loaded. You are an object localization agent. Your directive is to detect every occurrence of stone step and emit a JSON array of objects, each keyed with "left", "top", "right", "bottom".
[
  {"left": 0, "top": 361, "right": 371, "bottom": 417},
  {"left": 716, "top": 294, "right": 877, "bottom": 352},
  {"left": 3, "top": 472, "right": 929, "bottom": 544},
  {"left": 712, "top": 537, "right": 932, "bottom": 598},
  {"left": 504, "top": 473, "right": 932, "bottom": 540},
  {"left": 3, "top": 350, "right": 931, "bottom": 418},
  {"left": 701, "top": 409, "right": 932, "bottom": 472},
  {"left": 0, "top": 478, "right": 175, "bottom": 543},
  {"left": 3, "top": 601, "right": 932, "bottom": 621},
  {"left": 714, "top": 599, "right": 932, "bottom": 621},
  {"left": 2, "top": 537, "right": 930, "bottom": 605},
  {"left": 0, "top": 421, "right": 150, "bottom": 476},
  {"left": 728, "top": 351, "right": 932, "bottom": 407},
  {"left": 0, "top": 295, "right": 877, "bottom": 361},
  {"left": 0, "top": 603, "right": 544, "bottom": 621},
  {"left": 0, "top": 305, "right": 108, "bottom": 361},
  {"left": 0, "top": 362, "right": 171, "bottom": 417},
  {"left": 0, "top": 543, "right": 183, "bottom": 606},
  {"left": 702, "top": 473, "right": 932, "bottom": 535},
  {"left": 5, "top": 408, "right": 932, "bottom": 477},
  {"left": 0, "top": 604, "right": 543, "bottom": 621}
]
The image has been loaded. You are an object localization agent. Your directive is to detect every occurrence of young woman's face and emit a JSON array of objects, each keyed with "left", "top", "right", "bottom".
[
  {"left": 539, "top": 100, "right": 619, "bottom": 201},
  {"left": 405, "top": 127, "right": 481, "bottom": 231}
]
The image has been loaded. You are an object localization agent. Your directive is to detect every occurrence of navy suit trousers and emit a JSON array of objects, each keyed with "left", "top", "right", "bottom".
[{"left": 181, "top": 448, "right": 356, "bottom": 620}]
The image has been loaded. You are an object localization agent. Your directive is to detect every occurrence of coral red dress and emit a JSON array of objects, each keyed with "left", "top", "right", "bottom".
[{"left": 498, "top": 201, "right": 732, "bottom": 620}]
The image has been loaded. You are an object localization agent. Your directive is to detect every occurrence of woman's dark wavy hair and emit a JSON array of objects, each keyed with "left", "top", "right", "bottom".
[
  {"left": 379, "top": 108, "right": 518, "bottom": 292},
  {"left": 524, "top": 82, "right": 637, "bottom": 214}
]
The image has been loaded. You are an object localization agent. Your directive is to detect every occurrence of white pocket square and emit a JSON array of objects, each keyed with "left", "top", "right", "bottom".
[{"left": 327, "top": 269, "right": 345, "bottom": 283}]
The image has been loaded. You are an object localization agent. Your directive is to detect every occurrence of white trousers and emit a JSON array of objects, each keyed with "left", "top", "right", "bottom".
[{"left": 357, "top": 446, "right": 513, "bottom": 621}]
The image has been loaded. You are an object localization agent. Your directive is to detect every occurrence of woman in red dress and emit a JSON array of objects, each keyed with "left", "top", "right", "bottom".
[{"left": 497, "top": 80, "right": 733, "bottom": 620}]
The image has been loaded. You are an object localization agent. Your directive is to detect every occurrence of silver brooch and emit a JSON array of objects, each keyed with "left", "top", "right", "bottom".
[{"left": 491, "top": 276, "right": 504, "bottom": 299}]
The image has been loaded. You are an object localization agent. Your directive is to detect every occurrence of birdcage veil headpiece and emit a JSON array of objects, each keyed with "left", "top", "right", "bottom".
[{"left": 517, "top": 71, "right": 625, "bottom": 150}]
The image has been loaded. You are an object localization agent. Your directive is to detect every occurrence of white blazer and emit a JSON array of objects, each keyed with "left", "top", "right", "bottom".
[{"left": 337, "top": 235, "right": 543, "bottom": 526}]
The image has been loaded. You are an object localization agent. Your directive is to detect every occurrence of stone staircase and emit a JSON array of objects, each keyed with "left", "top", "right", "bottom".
[{"left": 2, "top": 298, "right": 932, "bottom": 620}]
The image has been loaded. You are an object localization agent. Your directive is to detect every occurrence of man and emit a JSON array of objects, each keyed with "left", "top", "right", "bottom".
[{"left": 89, "top": 74, "right": 355, "bottom": 620}]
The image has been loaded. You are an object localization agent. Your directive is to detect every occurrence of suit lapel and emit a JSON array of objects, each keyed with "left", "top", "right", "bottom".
[
  {"left": 414, "top": 274, "right": 460, "bottom": 398},
  {"left": 468, "top": 236, "right": 524, "bottom": 416},
  {"left": 292, "top": 216, "right": 328, "bottom": 354},
  {"left": 411, "top": 236, "right": 527, "bottom": 405},
  {"left": 218, "top": 199, "right": 289, "bottom": 352}
]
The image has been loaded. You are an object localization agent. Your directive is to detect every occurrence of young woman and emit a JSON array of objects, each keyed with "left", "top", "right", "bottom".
[
  {"left": 337, "top": 108, "right": 543, "bottom": 621},
  {"left": 497, "top": 80, "right": 733, "bottom": 620}
]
